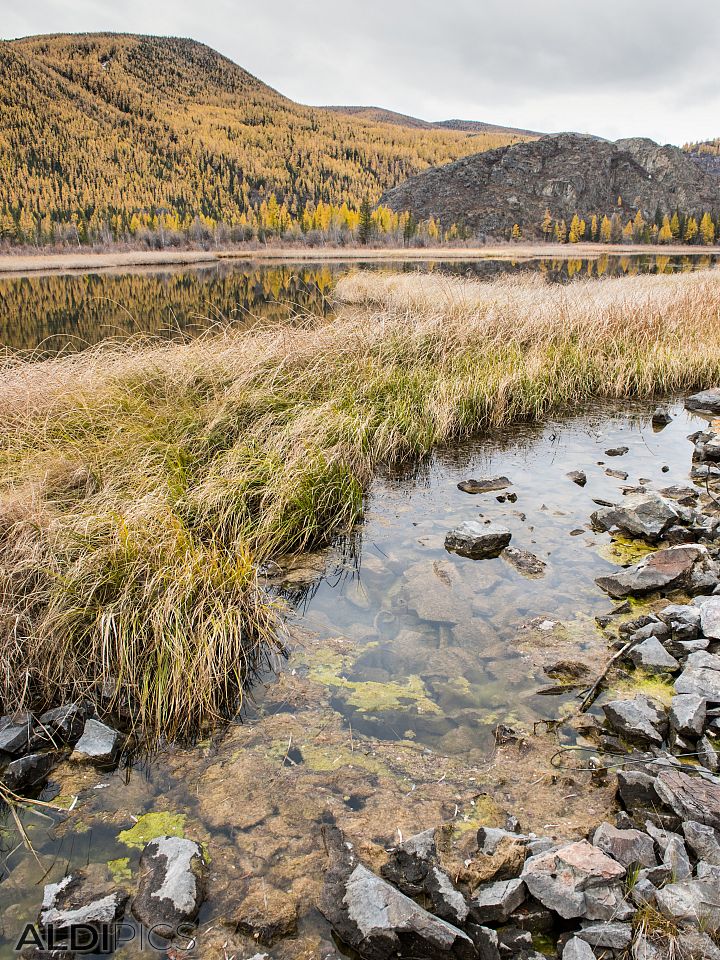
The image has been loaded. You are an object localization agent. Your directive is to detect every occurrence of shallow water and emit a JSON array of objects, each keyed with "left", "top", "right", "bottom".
[
  {"left": 0, "top": 252, "right": 716, "bottom": 353},
  {"left": 0, "top": 398, "right": 708, "bottom": 958}
]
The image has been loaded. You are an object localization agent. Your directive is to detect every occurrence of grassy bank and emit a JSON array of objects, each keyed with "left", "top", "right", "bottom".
[{"left": 1, "top": 268, "right": 719, "bottom": 738}]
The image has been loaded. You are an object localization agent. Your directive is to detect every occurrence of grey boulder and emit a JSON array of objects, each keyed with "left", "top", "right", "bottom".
[
  {"left": 702, "top": 597, "right": 720, "bottom": 640},
  {"left": 602, "top": 696, "right": 668, "bottom": 746},
  {"left": 699, "top": 735, "right": 720, "bottom": 773},
  {"left": 675, "top": 653, "right": 720, "bottom": 702},
  {"left": 561, "top": 939, "right": 595, "bottom": 960},
  {"left": 627, "top": 637, "right": 680, "bottom": 674},
  {"left": 670, "top": 694, "right": 707, "bottom": 737},
  {"left": 655, "top": 767, "right": 720, "bottom": 829},
  {"left": 70, "top": 719, "right": 122, "bottom": 765},
  {"left": 2, "top": 752, "right": 56, "bottom": 793},
  {"left": 683, "top": 821, "right": 720, "bottom": 865},
  {"left": 591, "top": 492, "right": 679, "bottom": 541},
  {"left": 445, "top": 521, "right": 511, "bottom": 559},
  {"left": 0, "top": 712, "right": 35, "bottom": 755},
  {"left": 34, "top": 703, "right": 87, "bottom": 747},
  {"left": 521, "top": 840, "right": 629, "bottom": 921},
  {"left": 576, "top": 921, "right": 632, "bottom": 950},
  {"left": 468, "top": 878, "right": 526, "bottom": 925},
  {"left": 132, "top": 836, "right": 207, "bottom": 938},
  {"left": 686, "top": 389, "right": 720, "bottom": 415},
  {"left": 592, "top": 822, "right": 656, "bottom": 868},
  {"left": 659, "top": 603, "right": 702, "bottom": 642},
  {"left": 655, "top": 875, "right": 720, "bottom": 932},
  {"left": 596, "top": 544, "right": 717, "bottom": 599}
]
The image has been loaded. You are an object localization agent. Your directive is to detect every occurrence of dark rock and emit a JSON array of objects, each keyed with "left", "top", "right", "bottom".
[
  {"left": 458, "top": 477, "right": 511, "bottom": 494},
  {"left": 617, "top": 769, "right": 659, "bottom": 808},
  {"left": 0, "top": 712, "right": 35, "bottom": 755},
  {"left": 466, "top": 925, "right": 500, "bottom": 960},
  {"left": 655, "top": 767, "right": 720, "bottom": 829},
  {"left": 567, "top": 471, "right": 587, "bottom": 487},
  {"left": 231, "top": 881, "right": 297, "bottom": 946},
  {"left": 520, "top": 840, "right": 629, "bottom": 921},
  {"left": 602, "top": 696, "right": 668, "bottom": 746},
  {"left": 605, "top": 468, "right": 629, "bottom": 480},
  {"left": 670, "top": 694, "right": 707, "bottom": 737},
  {"left": 445, "top": 521, "right": 511, "bottom": 559},
  {"left": 595, "top": 543, "right": 717, "bottom": 599},
  {"left": 699, "top": 735, "right": 720, "bottom": 773},
  {"left": 70, "top": 719, "right": 122, "bottom": 765},
  {"left": 2, "top": 752, "right": 56, "bottom": 792},
  {"left": 659, "top": 602, "right": 702, "bottom": 642},
  {"left": 687, "top": 390, "right": 720, "bottom": 416},
  {"left": 605, "top": 447, "right": 629, "bottom": 457},
  {"left": 662, "top": 835, "right": 692, "bottom": 880},
  {"left": 496, "top": 926, "right": 532, "bottom": 954},
  {"left": 381, "top": 828, "right": 436, "bottom": 896},
  {"left": 468, "top": 879, "right": 526, "bottom": 925},
  {"left": 660, "top": 485, "right": 698, "bottom": 505},
  {"left": 34, "top": 703, "right": 86, "bottom": 747},
  {"left": 425, "top": 866, "right": 469, "bottom": 926},
  {"left": 652, "top": 409, "right": 673, "bottom": 428},
  {"left": 132, "top": 836, "right": 207, "bottom": 938},
  {"left": 592, "top": 822, "right": 656, "bottom": 868},
  {"left": 39, "top": 865, "right": 128, "bottom": 936},
  {"left": 381, "top": 134, "right": 720, "bottom": 241}
]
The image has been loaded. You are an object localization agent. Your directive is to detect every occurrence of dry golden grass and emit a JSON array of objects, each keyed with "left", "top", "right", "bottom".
[{"left": 1, "top": 267, "right": 719, "bottom": 738}]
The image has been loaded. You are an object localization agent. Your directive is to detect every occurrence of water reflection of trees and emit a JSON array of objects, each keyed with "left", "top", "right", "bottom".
[{"left": 0, "top": 263, "right": 338, "bottom": 353}]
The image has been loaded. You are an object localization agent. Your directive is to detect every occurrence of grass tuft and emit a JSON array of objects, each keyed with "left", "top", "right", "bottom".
[{"left": 1, "top": 268, "right": 720, "bottom": 739}]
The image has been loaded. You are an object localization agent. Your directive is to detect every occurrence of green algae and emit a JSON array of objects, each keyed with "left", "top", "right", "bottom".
[
  {"left": 451, "top": 794, "right": 504, "bottom": 836},
  {"left": 118, "top": 811, "right": 186, "bottom": 849},
  {"left": 610, "top": 671, "right": 675, "bottom": 706},
  {"left": 305, "top": 647, "right": 442, "bottom": 716},
  {"left": 267, "top": 739, "right": 391, "bottom": 776},
  {"left": 597, "top": 536, "right": 655, "bottom": 566},
  {"left": 107, "top": 857, "right": 132, "bottom": 884}
]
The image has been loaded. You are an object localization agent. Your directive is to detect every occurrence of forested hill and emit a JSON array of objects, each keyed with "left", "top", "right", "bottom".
[{"left": 0, "top": 33, "right": 531, "bottom": 243}]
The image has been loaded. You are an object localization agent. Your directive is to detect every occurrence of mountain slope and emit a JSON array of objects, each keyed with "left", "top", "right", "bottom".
[
  {"left": 323, "top": 105, "right": 534, "bottom": 136},
  {"left": 684, "top": 139, "right": 720, "bottom": 177},
  {"left": 0, "top": 33, "right": 531, "bottom": 239},
  {"left": 381, "top": 133, "right": 720, "bottom": 235}
]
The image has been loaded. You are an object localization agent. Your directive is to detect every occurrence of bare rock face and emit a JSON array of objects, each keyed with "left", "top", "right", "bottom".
[
  {"left": 381, "top": 133, "right": 720, "bottom": 236},
  {"left": 132, "top": 836, "right": 207, "bottom": 938}
]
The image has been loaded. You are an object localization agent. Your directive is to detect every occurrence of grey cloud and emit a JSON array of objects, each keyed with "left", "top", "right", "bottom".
[{"left": 3, "top": 0, "right": 718, "bottom": 144}]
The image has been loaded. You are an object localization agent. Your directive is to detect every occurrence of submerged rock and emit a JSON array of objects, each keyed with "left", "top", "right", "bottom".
[
  {"left": 132, "top": 836, "right": 207, "bottom": 938},
  {"left": 502, "top": 547, "right": 546, "bottom": 578},
  {"left": 70, "top": 719, "right": 122, "bottom": 765},
  {"left": 445, "top": 521, "right": 511, "bottom": 560},
  {"left": 458, "top": 477, "right": 511, "bottom": 494},
  {"left": 521, "top": 840, "right": 629, "bottom": 921},
  {"left": 39, "top": 865, "right": 128, "bottom": 936},
  {"left": 595, "top": 543, "right": 717, "bottom": 599},
  {"left": 232, "top": 881, "right": 298, "bottom": 946},
  {"left": 591, "top": 493, "right": 679, "bottom": 542}
]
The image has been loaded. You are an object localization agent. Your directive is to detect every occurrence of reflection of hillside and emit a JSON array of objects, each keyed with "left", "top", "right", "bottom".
[
  {"left": 1, "top": 255, "right": 716, "bottom": 353},
  {"left": 0, "top": 264, "right": 338, "bottom": 353}
]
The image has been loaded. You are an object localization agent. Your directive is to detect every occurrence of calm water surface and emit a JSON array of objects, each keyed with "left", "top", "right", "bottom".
[
  {"left": 0, "top": 399, "right": 708, "bottom": 957},
  {"left": 0, "top": 253, "right": 717, "bottom": 352}
]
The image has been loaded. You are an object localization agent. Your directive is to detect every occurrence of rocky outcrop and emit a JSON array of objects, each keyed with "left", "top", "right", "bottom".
[{"left": 381, "top": 133, "right": 720, "bottom": 236}]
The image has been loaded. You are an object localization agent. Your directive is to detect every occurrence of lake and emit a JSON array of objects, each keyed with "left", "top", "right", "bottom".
[{"left": 0, "top": 252, "right": 717, "bottom": 353}]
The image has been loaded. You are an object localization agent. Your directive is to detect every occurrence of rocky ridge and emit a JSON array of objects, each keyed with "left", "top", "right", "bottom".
[{"left": 381, "top": 133, "right": 720, "bottom": 236}]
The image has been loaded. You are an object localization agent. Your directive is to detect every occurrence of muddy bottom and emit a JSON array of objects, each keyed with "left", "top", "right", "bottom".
[{"left": 0, "top": 399, "right": 707, "bottom": 958}]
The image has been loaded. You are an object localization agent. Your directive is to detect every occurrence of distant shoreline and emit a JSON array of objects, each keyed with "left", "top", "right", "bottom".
[{"left": 0, "top": 243, "right": 716, "bottom": 278}]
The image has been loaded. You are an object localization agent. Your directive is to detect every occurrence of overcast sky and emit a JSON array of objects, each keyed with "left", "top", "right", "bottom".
[{"left": 5, "top": 0, "right": 719, "bottom": 145}]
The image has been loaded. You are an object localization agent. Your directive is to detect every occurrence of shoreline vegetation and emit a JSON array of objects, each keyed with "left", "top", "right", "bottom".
[
  {"left": 2, "top": 267, "right": 720, "bottom": 740},
  {"left": 0, "top": 241, "right": 717, "bottom": 277}
]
